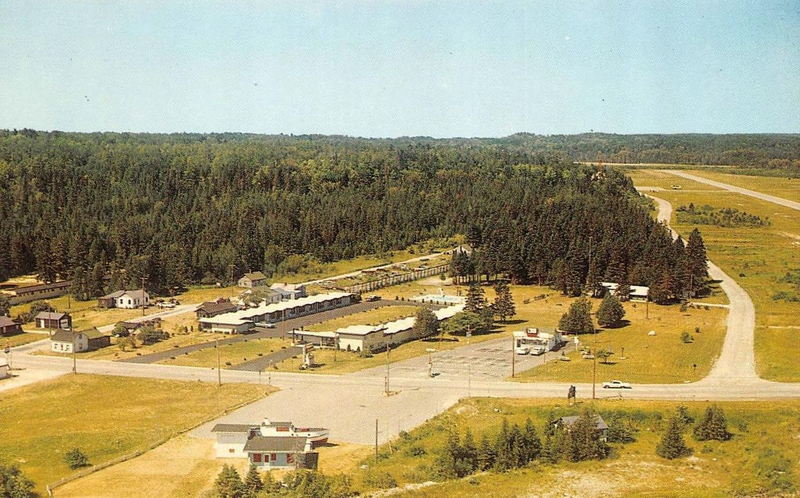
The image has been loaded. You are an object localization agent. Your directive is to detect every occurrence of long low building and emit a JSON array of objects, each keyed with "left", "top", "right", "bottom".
[
  {"left": 199, "top": 292, "right": 354, "bottom": 333},
  {"left": 294, "top": 304, "right": 464, "bottom": 353}
]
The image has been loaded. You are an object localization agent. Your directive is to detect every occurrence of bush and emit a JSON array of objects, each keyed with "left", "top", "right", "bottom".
[
  {"left": 693, "top": 406, "right": 732, "bottom": 441},
  {"left": 362, "top": 470, "right": 397, "bottom": 489},
  {"left": 405, "top": 445, "right": 426, "bottom": 457},
  {"left": 681, "top": 332, "right": 694, "bottom": 343},
  {"left": 64, "top": 448, "right": 90, "bottom": 469}
]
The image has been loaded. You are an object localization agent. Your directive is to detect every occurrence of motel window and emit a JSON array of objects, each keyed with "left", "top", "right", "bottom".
[
  {"left": 228, "top": 448, "right": 235, "bottom": 453},
  {"left": 252, "top": 453, "right": 262, "bottom": 462},
  {"left": 270, "top": 453, "right": 277, "bottom": 461}
]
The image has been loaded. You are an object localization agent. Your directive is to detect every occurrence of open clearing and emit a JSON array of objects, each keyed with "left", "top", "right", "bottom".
[
  {"left": 680, "top": 169, "right": 800, "bottom": 203},
  {"left": 628, "top": 168, "right": 800, "bottom": 381},
  {"left": 358, "top": 397, "right": 800, "bottom": 497},
  {"left": 0, "top": 374, "right": 270, "bottom": 494}
]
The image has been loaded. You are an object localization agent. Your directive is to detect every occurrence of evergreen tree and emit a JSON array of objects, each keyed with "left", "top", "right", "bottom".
[
  {"left": 460, "top": 428, "right": 478, "bottom": 475},
  {"left": 649, "top": 270, "right": 675, "bottom": 305},
  {"left": 492, "top": 280, "right": 516, "bottom": 322},
  {"left": 558, "top": 297, "right": 595, "bottom": 334},
  {"left": 435, "top": 429, "right": 462, "bottom": 479},
  {"left": 0, "top": 295, "right": 10, "bottom": 317},
  {"left": 562, "top": 413, "right": 610, "bottom": 462},
  {"left": 686, "top": 229, "right": 709, "bottom": 297},
  {"left": 521, "top": 418, "right": 542, "bottom": 463},
  {"left": 656, "top": 416, "right": 692, "bottom": 459},
  {"left": 493, "top": 419, "right": 513, "bottom": 471},
  {"left": 596, "top": 293, "right": 625, "bottom": 328},
  {"left": 243, "top": 465, "right": 263, "bottom": 497},
  {"left": 476, "top": 433, "right": 496, "bottom": 471},
  {"left": 693, "top": 405, "right": 732, "bottom": 441},
  {"left": 464, "top": 283, "right": 486, "bottom": 313},
  {"left": 411, "top": 307, "right": 439, "bottom": 339},
  {"left": 213, "top": 464, "right": 245, "bottom": 498}
]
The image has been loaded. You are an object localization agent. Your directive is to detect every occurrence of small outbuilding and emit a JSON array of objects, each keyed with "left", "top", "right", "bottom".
[
  {"left": 238, "top": 272, "right": 269, "bottom": 288},
  {"left": 35, "top": 311, "right": 72, "bottom": 330},
  {"left": 0, "top": 316, "right": 22, "bottom": 336},
  {"left": 270, "top": 283, "right": 307, "bottom": 300}
]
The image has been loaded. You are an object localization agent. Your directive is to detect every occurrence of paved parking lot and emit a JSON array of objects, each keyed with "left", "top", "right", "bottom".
[{"left": 355, "top": 336, "right": 575, "bottom": 381}]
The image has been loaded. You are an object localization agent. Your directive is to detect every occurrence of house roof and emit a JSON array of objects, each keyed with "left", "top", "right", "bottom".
[
  {"left": 243, "top": 436, "right": 306, "bottom": 453},
  {"left": 271, "top": 282, "right": 304, "bottom": 292},
  {"left": 51, "top": 329, "right": 76, "bottom": 342},
  {"left": 0, "top": 316, "right": 18, "bottom": 328},
  {"left": 559, "top": 415, "right": 608, "bottom": 431},
  {"left": 101, "top": 289, "right": 148, "bottom": 300},
  {"left": 35, "top": 311, "right": 68, "bottom": 320},
  {"left": 197, "top": 301, "right": 238, "bottom": 315},
  {"left": 242, "top": 272, "right": 268, "bottom": 281},
  {"left": 212, "top": 423, "right": 256, "bottom": 433},
  {"left": 83, "top": 328, "right": 107, "bottom": 340}
]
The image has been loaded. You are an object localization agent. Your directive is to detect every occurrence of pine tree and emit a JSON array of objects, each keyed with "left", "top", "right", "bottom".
[
  {"left": 656, "top": 416, "right": 692, "bottom": 459},
  {"left": 596, "top": 293, "right": 625, "bottom": 328},
  {"left": 558, "top": 297, "right": 595, "bottom": 334},
  {"left": 686, "top": 229, "right": 709, "bottom": 297},
  {"left": 243, "top": 465, "right": 263, "bottom": 497},
  {"left": 693, "top": 405, "right": 732, "bottom": 441},
  {"left": 476, "top": 433, "right": 496, "bottom": 471},
  {"left": 493, "top": 419, "right": 513, "bottom": 471},
  {"left": 412, "top": 307, "right": 439, "bottom": 339},
  {"left": 492, "top": 280, "right": 516, "bottom": 322},
  {"left": 562, "top": 413, "right": 610, "bottom": 462},
  {"left": 464, "top": 283, "right": 486, "bottom": 313},
  {"left": 461, "top": 428, "right": 478, "bottom": 475},
  {"left": 521, "top": 418, "right": 542, "bottom": 462},
  {"left": 213, "top": 464, "right": 245, "bottom": 498}
]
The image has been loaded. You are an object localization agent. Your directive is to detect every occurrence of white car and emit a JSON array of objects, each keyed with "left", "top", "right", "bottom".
[
  {"left": 514, "top": 346, "right": 530, "bottom": 355},
  {"left": 255, "top": 322, "right": 276, "bottom": 328},
  {"left": 602, "top": 380, "right": 632, "bottom": 389}
]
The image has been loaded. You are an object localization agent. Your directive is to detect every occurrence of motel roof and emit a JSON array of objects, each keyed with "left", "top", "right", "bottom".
[
  {"left": 199, "top": 292, "right": 352, "bottom": 326},
  {"left": 331, "top": 304, "right": 465, "bottom": 337},
  {"left": 212, "top": 423, "right": 256, "bottom": 433},
  {"left": 35, "top": 311, "right": 68, "bottom": 320}
]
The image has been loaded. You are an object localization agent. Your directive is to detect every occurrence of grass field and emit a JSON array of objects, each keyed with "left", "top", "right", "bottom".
[
  {"left": 0, "top": 374, "right": 271, "bottom": 494},
  {"left": 305, "top": 305, "right": 421, "bottom": 332},
  {"left": 2, "top": 331, "right": 47, "bottom": 347},
  {"left": 627, "top": 168, "right": 800, "bottom": 381},
  {"left": 357, "top": 397, "right": 800, "bottom": 497},
  {"left": 157, "top": 337, "right": 289, "bottom": 368}
]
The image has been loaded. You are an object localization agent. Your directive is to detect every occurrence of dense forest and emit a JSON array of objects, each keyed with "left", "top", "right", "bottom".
[{"left": 0, "top": 130, "right": 719, "bottom": 300}]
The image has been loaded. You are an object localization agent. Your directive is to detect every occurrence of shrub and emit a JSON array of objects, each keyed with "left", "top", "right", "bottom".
[
  {"left": 362, "top": 470, "right": 397, "bottom": 489},
  {"left": 693, "top": 406, "right": 732, "bottom": 441},
  {"left": 656, "top": 416, "right": 692, "bottom": 459},
  {"left": 681, "top": 332, "right": 694, "bottom": 343},
  {"left": 64, "top": 448, "right": 90, "bottom": 469}
]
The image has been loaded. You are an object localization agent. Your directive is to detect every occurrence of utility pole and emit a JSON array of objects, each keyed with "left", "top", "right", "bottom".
[
  {"left": 216, "top": 339, "right": 221, "bottom": 386},
  {"left": 592, "top": 337, "right": 597, "bottom": 400},
  {"left": 374, "top": 419, "right": 379, "bottom": 463},
  {"left": 141, "top": 276, "right": 146, "bottom": 317},
  {"left": 646, "top": 298, "right": 650, "bottom": 320},
  {"left": 72, "top": 330, "right": 77, "bottom": 374},
  {"left": 511, "top": 334, "right": 516, "bottom": 378},
  {"left": 384, "top": 340, "right": 390, "bottom": 395},
  {"left": 466, "top": 328, "right": 472, "bottom": 397}
]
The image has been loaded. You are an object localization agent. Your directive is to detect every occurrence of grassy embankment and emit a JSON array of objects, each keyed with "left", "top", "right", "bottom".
[
  {"left": 0, "top": 374, "right": 271, "bottom": 495},
  {"left": 354, "top": 397, "right": 800, "bottom": 497},
  {"left": 627, "top": 168, "right": 800, "bottom": 381}
]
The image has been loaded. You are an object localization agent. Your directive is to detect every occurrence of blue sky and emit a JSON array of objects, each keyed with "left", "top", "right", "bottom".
[{"left": 1, "top": 1, "right": 798, "bottom": 137}]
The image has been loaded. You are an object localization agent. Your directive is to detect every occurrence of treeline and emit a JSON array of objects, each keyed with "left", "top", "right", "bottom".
[
  {"left": 0, "top": 131, "right": 696, "bottom": 298},
  {"left": 676, "top": 203, "right": 770, "bottom": 228}
]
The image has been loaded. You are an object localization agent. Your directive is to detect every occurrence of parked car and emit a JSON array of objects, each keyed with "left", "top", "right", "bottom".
[
  {"left": 602, "top": 380, "right": 632, "bottom": 389},
  {"left": 366, "top": 295, "right": 382, "bottom": 302},
  {"left": 530, "top": 345, "right": 547, "bottom": 356},
  {"left": 255, "top": 322, "right": 276, "bottom": 328},
  {"left": 514, "top": 346, "right": 530, "bottom": 355}
]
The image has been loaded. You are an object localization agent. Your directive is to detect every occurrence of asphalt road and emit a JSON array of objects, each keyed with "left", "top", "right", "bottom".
[{"left": 663, "top": 170, "right": 800, "bottom": 211}]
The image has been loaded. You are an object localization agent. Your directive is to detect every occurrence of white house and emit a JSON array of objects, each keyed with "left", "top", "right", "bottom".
[
  {"left": 98, "top": 289, "right": 150, "bottom": 309},
  {"left": 50, "top": 329, "right": 110, "bottom": 353},
  {"left": 599, "top": 282, "right": 649, "bottom": 302},
  {"left": 211, "top": 418, "right": 325, "bottom": 469},
  {"left": 270, "top": 283, "right": 307, "bottom": 300},
  {"left": 0, "top": 358, "right": 9, "bottom": 379}
]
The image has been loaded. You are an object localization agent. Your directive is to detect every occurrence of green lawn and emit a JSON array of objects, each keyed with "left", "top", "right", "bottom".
[
  {"left": 2, "top": 331, "right": 47, "bottom": 348},
  {"left": 158, "top": 337, "right": 290, "bottom": 368},
  {"left": 357, "top": 397, "right": 800, "bottom": 497},
  {"left": 305, "top": 305, "right": 422, "bottom": 332},
  {"left": 627, "top": 168, "right": 800, "bottom": 381},
  {"left": 0, "top": 375, "right": 270, "bottom": 494}
]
